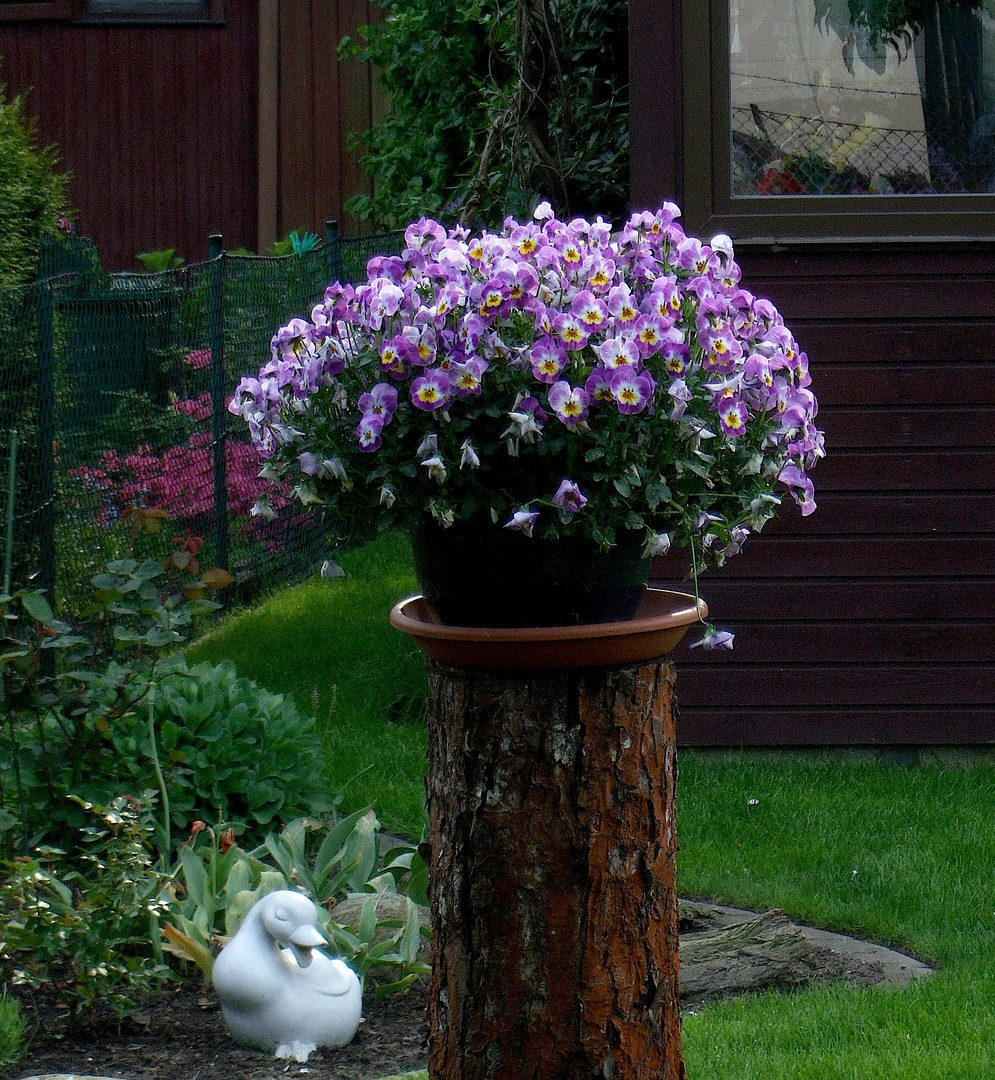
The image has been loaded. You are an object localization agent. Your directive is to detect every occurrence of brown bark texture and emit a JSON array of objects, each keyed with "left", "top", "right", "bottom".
[{"left": 424, "top": 658, "right": 686, "bottom": 1080}]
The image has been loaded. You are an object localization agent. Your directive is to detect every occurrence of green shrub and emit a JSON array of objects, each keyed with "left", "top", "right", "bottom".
[
  {"left": 0, "top": 521, "right": 237, "bottom": 858},
  {"left": 0, "top": 71, "right": 71, "bottom": 289},
  {"left": 0, "top": 795, "right": 171, "bottom": 1024},
  {"left": 0, "top": 994, "right": 26, "bottom": 1069},
  {"left": 119, "top": 658, "right": 331, "bottom": 844},
  {"left": 2, "top": 654, "right": 329, "bottom": 857}
]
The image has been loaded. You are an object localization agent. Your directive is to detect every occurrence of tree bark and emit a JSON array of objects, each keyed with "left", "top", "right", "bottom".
[{"left": 424, "top": 658, "right": 685, "bottom": 1080}]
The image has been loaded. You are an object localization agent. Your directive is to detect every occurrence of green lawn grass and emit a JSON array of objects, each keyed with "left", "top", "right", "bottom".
[
  {"left": 184, "top": 534, "right": 995, "bottom": 1078},
  {"left": 677, "top": 753, "right": 995, "bottom": 1078},
  {"left": 185, "top": 531, "right": 429, "bottom": 838}
]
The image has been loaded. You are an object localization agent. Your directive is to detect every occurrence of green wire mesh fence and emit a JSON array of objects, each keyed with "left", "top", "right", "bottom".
[{"left": 1, "top": 224, "right": 405, "bottom": 618}]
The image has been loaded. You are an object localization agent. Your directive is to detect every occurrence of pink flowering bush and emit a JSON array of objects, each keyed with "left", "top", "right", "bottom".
[
  {"left": 72, "top": 427, "right": 294, "bottom": 536},
  {"left": 230, "top": 202, "right": 823, "bottom": 574}
]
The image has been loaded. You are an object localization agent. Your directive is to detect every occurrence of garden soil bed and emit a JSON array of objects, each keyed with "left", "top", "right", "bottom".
[{"left": 10, "top": 903, "right": 931, "bottom": 1080}]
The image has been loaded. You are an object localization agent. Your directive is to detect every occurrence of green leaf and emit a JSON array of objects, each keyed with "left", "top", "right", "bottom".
[
  {"left": 343, "top": 811, "right": 380, "bottom": 892},
  {"left": 225, "top": 872, "right": 287, "bottom": 938},
  {"left": 134, "top": 559, "right": 166, "bottom": 581},
  {"left": 359, "top": 897, "right": 378, "bottom": 946},
  {"left": 20, "top": 591, "right": 55, "bottom": 625},
  {"left": 645, "top": 482, "right": 671, "bottom": 510},
  {"left": 374, "top": 973, "right": 420, "bottom": 999},
  {"left": 406, "top": 851, "right": 430, "bottom": 908},
  {"left": 313, "top": 807, "right": 372, "bottom": 884},
  {"left": 328, "top": 924, "right": 362, "bottom": 954},
  {"left": 105, "top": 559, "right": 138, "bottom": 576},
  {"left": 179, "top": 846, "right": 213, "bottom": 916},
  {"left": 399, "top": 897, "right": 423, "bottom": 965}
]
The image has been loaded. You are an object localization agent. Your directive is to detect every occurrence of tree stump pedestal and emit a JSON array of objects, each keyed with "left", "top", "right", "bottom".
[
  {"left": 423, "top": 658, "right": 686, "bottom": 1080},
  {"left": 390, "top": 590, "right": 705, "bottom": 1080}
]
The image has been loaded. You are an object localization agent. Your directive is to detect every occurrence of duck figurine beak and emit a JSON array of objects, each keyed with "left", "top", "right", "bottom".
[{"left": 289, "top": 923, "right": 326, "bottom": 969}]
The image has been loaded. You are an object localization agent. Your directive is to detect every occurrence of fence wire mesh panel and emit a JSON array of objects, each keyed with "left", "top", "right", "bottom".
[{"left": 1, "top": 227, "right": 405, "bottom": 618}]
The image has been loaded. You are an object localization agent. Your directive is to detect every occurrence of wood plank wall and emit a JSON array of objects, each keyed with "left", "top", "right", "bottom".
[
  {"left": 652, "top": 245, "right": 995, "bottom": 746},
  {"left": 269, "top": 0, "right": 382, "bottom": 245},
  {"left": 0, "top": 0, "right": 382, "bottom": 270},
  {"left": 0, "top": 3, "right": 258, "bottom": 270}
]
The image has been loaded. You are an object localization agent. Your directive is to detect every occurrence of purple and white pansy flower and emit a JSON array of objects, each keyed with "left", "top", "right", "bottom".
[{"left": 232, "top": 200, "right": 824, "bottom": 649}]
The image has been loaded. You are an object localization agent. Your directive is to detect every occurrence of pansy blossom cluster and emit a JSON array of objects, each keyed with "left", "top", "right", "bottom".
[{"left": 230, "top": 201, "right": 822, "bottom": 577}]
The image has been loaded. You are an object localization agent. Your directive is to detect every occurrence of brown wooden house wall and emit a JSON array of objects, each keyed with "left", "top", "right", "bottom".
[
  {"left": 0, "top": 0, "right": 380, "bottom": 271},
  {"left": 260, "top": 0, "right": 383, "bottom": 248},
  {"left": 634, "top": 1, "right": 995, "bottom": 745},
  {"left": 0, "top": 3, "right": 259, "bottom": 269}
]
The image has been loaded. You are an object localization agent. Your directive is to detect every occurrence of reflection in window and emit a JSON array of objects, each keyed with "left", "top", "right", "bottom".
[{"left": 731, "top": 0, "right": 995, "bottom": 195}]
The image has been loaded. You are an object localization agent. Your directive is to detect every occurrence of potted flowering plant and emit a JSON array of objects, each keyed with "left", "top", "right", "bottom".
[{"left": 230, "top": 201, "right": 822, "bottom": 630}]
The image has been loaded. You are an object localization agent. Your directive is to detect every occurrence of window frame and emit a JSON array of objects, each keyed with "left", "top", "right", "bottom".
[
  {"left": 76, "top": 0, "right": 222, "bottom": 24},
  {"left": 0, "top": 0, "right": 222, "bottom": 22},
  {"left": 0, "top": 0, "right": 76, "bottom": 19},
  {"left": 682, "top": 0, "right": 995, "bottom": 243}
]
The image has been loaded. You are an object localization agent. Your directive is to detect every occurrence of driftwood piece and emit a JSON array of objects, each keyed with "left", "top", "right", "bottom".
[{"left": 679, "top": 909, "right": 818, "bottom": 1001}]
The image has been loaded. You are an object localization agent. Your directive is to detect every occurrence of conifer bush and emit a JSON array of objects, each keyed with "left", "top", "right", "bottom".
[{"left": 0, "top": 69, "right": 71, "bottom": 289}]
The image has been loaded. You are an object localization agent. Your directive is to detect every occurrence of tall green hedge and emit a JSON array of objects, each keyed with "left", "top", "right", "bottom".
[{"left": 0, "top": 75, "right": 71, "bottom": 290}]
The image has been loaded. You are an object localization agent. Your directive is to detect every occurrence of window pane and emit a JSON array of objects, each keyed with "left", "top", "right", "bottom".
[
  {"left": 731, "top": 0, "right": 995, "bottom": 195},
  {"left": 87, "top": 0, "right": 205, "bottom": 13}
]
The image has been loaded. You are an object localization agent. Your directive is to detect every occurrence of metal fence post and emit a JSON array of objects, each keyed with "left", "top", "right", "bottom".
[
  {"left": 208, "top": 235, "right": 230, "bottom": 574},
  {"left": 3, "top": 428, "right": 17, "bottom": 597},
  {"left": 37, "top": 281, "right": 56, "bottom": 608}
]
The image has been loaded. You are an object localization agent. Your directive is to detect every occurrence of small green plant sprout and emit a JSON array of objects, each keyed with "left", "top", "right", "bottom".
[
  {"left": 327, "top": 890, "right": 431, "bottom": 998},
  {"left": 269, "top": 229, "right": 321, "bottom": 257},
  {"left": 0, "top": 991, "right": 26, "bottom": 1069},
  {"left": 0, "top": 795, "right": 172, "bottom": 1023},
  {"left": 136, "top": 248, "right": 184, "bottom": 272}
]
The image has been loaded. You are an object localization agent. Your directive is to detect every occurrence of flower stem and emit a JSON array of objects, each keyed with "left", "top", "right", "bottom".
[{"left": 146, "top": 681, "right": 171, "bottom": 856}]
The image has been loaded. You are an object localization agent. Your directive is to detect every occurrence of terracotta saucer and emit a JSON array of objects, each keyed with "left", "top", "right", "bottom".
[{"left": 389, "top": 588, "right": 707, "bottom": 670}]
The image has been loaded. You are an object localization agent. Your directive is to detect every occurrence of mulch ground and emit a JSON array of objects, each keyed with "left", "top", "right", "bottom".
[{"left": 10, "top": 978, "right": 430, "bottom": 1080}]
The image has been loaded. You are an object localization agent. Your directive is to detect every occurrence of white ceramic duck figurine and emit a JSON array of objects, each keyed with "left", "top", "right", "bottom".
[{"left": 212, "top": 889, "right": 362, "bottom": 1062}]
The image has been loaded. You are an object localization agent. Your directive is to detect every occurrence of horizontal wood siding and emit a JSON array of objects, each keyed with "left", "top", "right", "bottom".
[
  {"left": 653, "top": 247, "right": 995, "bottom": 746},
  {"left": 0, "top": 3, "right": 258, "bottom": 270}
]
